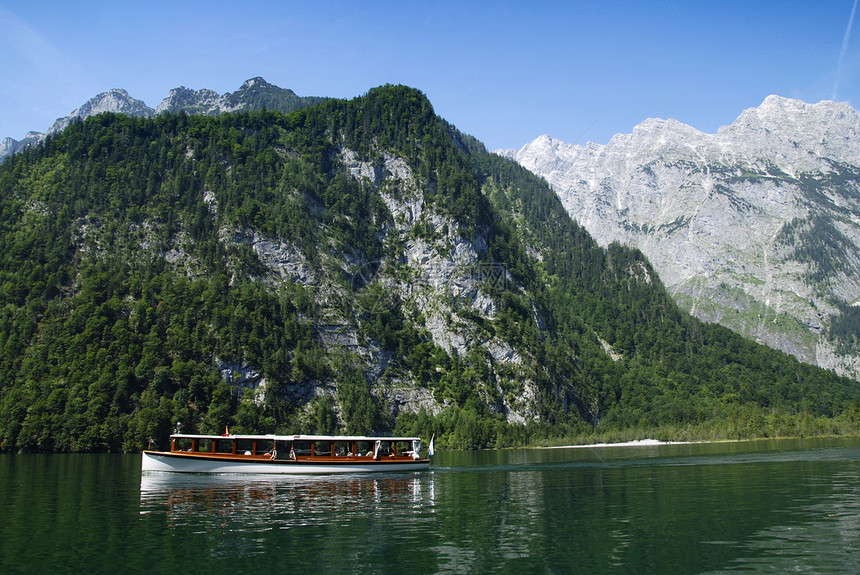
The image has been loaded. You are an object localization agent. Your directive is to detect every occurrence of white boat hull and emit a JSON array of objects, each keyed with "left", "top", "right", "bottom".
[{"left": 141, "top": 451, "right": 429, "bottom": 474}]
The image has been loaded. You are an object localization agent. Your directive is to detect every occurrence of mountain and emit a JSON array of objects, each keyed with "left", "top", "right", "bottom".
[
  {"left": 1, "top": 86, "right": 858, "bottom": 453},
  {"left": 1, "top": 132, "right": 43, "bottom": 160},
  {"left": 498, "top": 95, "right": 860, "bottom": 381},
  {"left": 47, "top": 89, "right": 155, "bottom": 135},
  {"left": 0, "top": 78, "right": 328, "bottom": 161},
  {"left": 155, "top": 77, "right": 329, "bottom": 116}
]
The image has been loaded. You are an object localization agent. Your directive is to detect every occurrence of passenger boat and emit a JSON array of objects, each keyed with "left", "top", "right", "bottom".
[{"left": 141, "top": 433, "right": 432, "bottom": 474}]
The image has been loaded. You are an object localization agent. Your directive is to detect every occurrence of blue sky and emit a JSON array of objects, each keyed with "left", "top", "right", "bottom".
[{"left": 2, "top": 1, "right": 859, "bottom": 150}]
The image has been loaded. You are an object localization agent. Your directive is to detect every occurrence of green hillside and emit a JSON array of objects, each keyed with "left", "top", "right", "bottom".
[{"left": 1, "top": 85, "right": 858, "bottom": 452}]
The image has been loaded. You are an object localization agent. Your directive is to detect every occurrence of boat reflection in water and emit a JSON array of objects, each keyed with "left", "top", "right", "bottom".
[
  {"left": 140, "top": 471, "right": 435, "bottom": 561},
  {"left": 141, "top": 471, "right": 429, "bottom": 509}
]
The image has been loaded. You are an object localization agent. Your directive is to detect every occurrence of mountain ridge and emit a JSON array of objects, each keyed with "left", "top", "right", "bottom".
[
  {"left": 498, "top": 95, "right": 860, "bottom": 380},
  {"left": 0, "top": 77, "right": 328, "bottom": 161}
]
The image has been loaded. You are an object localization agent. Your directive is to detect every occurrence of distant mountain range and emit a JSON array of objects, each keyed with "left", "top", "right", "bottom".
[
  {"left": 0, "top": 77, "right": 327, "bottom": 161},
  {"left": 498, "top": 95, "right": 860, "bottom": 380}
]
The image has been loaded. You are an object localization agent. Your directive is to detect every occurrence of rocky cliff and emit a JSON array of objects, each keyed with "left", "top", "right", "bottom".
[{"left": 499, "top": 95, "right": 860, "bottom": 380}]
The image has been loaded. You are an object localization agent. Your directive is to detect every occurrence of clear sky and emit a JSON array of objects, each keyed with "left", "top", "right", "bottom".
[{"left": 2, "top": 1, "right": 859, "bottom": 151}]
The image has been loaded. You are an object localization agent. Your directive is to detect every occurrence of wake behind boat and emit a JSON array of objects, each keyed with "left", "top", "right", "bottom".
[{"left": 141, "top": 433, "right": 432, "bottom": 474}]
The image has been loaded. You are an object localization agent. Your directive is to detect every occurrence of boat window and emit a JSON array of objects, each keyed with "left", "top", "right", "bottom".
[
  {"left": 314, "top": 441, "right": 332, "bottom": 456},
  {"left": 173, "top": 437, "right": 193, "bottom": 452},
  {"left": 334, "top": 441, "right": 352, "bottom": 456},
  {"left": 257, "top": 440, "right": 274, "bottom": 456},
  {"left": 236, "top": 439, "right": 254, "bottom": 454},
  {"left": 196, "top": 438, "right": 212, "bottom": 453},
  {"left": 356, "top": 441, "right": 373, "bottom": 456},
  {"left": 215, "top": 439, "right": 234, "bottom": 454}
]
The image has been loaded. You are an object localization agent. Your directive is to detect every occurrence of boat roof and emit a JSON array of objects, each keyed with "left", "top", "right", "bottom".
[{"left": 170, "top": 433, "right": 422, "bottom": 442}]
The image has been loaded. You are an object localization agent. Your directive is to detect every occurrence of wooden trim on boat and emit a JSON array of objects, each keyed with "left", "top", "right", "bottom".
[{"left": 144, "top": 450, "right": 429, "bottom": 465}]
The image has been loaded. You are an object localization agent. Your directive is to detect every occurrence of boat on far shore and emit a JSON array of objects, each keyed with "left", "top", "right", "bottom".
[{"left": 142, "top": 433, "right": 432, "bottom": 474}]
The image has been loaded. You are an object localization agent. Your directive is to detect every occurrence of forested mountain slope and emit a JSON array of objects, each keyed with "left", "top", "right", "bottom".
[{"left": 1, "top": 86, "right": 858, "bottom": 453}]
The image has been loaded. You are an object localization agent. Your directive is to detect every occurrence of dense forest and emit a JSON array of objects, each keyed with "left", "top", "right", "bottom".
[{"left": 1, "top": 85, "right": 859, "bottom": 453}]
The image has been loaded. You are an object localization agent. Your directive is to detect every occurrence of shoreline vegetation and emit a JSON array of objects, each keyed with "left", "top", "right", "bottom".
[
  {"left": 391, "top": 403, "right": 860, "bottom": 453},
  {"left": 4, "top": 409, "right": 860, "bottom": 454},
  {"left": 523, "top": 413, "right": 860, "bottom": 450},
  {"left": 542, "top": 437, "right": 836, "bottom": 450}
]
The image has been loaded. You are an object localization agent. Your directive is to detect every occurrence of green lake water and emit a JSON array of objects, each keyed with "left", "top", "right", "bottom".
[{"left": 2, "top": 438, "right": 860, "bottom": 574}]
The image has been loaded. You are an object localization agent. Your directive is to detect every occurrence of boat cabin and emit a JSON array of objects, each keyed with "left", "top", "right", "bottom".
[{"left": 168, "top": 434, "right": 424, "bottom": 461}]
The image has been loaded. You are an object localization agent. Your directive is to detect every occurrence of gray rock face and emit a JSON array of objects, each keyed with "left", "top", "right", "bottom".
[
  {"left": 155, "top": 86, "right": 224, "bottom": 116},
  {"left": 330, "top": 146, "right": 534, "bottom": 422},
  {"left": 499, "top": 95, "right": 860, "bottom": 380},
  {"left": 47, "top": 89, "right": 155, "bottom": 135}
]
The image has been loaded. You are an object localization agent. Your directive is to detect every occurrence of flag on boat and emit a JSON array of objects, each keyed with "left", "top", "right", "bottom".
[{"left": 428, "top": 434, "right": 435, "bottom": 457}]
